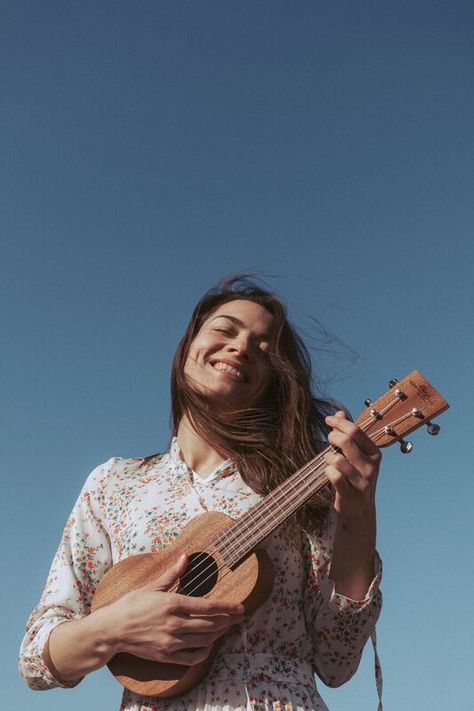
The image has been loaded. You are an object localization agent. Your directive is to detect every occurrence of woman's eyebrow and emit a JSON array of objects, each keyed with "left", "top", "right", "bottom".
[{"left": 211, "top": 315, "right": 244, "bottom": 326}]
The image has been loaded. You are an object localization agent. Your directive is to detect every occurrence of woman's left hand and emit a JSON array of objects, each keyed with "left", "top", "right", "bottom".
[{"left": 324, "top": 410, "right": 382, "bottom": 520}]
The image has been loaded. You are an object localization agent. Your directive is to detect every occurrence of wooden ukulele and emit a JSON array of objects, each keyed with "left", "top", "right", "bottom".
[{"left": 91, "top": 370, "right": 448, "bottom": 698}]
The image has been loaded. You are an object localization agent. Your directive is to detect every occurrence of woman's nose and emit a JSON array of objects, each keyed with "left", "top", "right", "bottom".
[{"left": 227, "top": 336, "right": 250, "bottom": 357}]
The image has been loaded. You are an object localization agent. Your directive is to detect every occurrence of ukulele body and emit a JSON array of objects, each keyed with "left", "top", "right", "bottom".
[{"left": 91, "top": 511, "right": 274, "bottom": 698}]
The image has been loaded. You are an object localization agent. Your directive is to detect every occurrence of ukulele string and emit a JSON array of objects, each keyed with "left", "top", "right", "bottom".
[
  {"left": 176, "top": 422, "right": 390, "bottom": 598},
  {"left": 217, "top": 453, "right": 328, "bottom": 563},
  {"left": 360, "top": 410, "right": 417, "bottom": 444},
  {"left": 356, "top": 396, "right": 399, "bottom": 432}
]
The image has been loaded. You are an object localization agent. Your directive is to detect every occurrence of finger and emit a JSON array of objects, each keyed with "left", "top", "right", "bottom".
[
  {"left": 167, "top": 646, "right": 214, "bottom": 666},
  {"left": 149, "top": 554, "right": 189, "bottom": 592},
  {"left": 328, "top": 421, "right": 379, "bottom": 458},
  {"left": 168, "top": 627, "right": 232, "bottom": 652},
  {"left": 328, "top": 430, "right": 374, "bottom": 473},
  {"left": 325, "top": 464, "right": 357, "bottom": 497},
  {"left": 132, "top": 644, "right": 214, "bottom": 666},
  {"left": 173, "top": 596, "right": 245, "bottom": 617},
  {"left": 177, "top": 613, "right": 245, "bottom": 635},
  {"left": 327, "top": 431, "right": 377, "bottom": 475},
  {"left": 324, "top": 452, "right": 367, "bottom": 491},
  {"left": 325, "top": 414, "right": 380, "bottom": 457}
]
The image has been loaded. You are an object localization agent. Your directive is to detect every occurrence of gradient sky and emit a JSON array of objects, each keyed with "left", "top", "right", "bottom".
[{"left": 2, "top": 2, "right": 473, "bottom": 709}]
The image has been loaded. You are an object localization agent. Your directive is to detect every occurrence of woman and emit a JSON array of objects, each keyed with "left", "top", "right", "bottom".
[{"left": 20, "top": 277, "right": 382, "bottom": 710}]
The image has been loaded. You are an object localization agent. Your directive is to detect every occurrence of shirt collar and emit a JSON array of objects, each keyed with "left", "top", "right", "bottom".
[{"left": 169, "top": 436, "right": 238, "bottom": 483}]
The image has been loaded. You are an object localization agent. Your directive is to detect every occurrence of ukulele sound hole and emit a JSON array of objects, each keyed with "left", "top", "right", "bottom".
[{"left": 178, "top": 551, "right": 218, "bottom": 597}]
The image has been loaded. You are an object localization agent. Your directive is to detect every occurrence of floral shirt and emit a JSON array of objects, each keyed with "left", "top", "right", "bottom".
[{"left": 19, "top": 439, "right": 382, "bottom": 710}]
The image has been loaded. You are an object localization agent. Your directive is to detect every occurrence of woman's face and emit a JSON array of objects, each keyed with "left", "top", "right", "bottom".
[{"left": 184, "top": 299, "right": 274, "bottom": 409}]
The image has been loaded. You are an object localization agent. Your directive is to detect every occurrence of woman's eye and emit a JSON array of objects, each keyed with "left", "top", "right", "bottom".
[{"left": 214, "top": 328, "right": 232, "bottom": 335}]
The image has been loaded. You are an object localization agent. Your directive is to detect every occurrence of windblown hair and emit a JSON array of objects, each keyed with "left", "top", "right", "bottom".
[{"left": 171, "top": 275, "right": 335, "bottom": 534}]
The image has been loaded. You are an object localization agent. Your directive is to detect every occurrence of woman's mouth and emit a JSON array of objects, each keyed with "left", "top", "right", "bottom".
[{"left": 211, "top": 361, "right": 247, "bottom": 382}]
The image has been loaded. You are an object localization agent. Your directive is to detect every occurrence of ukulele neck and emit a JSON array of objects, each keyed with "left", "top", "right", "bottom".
[{"left": 216, "top": 449, "right": 330, "bottom": 567}]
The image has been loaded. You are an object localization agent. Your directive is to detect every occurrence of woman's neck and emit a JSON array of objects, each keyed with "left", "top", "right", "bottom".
[{"left": 176, "top": 416, "right": 227, "bottom": 478}]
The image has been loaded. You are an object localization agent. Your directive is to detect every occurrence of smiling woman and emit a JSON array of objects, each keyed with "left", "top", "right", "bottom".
[
  {"left": 184, "top": 301, "right": 274, "bottom": 408},
  {"left": 19, "top": 276, "right": 382, "bottom": 711}
]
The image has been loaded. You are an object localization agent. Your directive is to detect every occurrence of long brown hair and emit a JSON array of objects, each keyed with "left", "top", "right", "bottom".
[{"left": 171, "top": 276, "right": 335, "bottom": 534}]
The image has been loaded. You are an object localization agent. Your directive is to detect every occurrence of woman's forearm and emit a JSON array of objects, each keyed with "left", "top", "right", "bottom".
[
  {"left": 329, "top": 507, "right": 377, "bottom": 601},
  {"left": 323, "top": 411, "right": 381, "bottom": 601},
  {"left": 46, "top": 606, "right": 118, "bottom": 682}
]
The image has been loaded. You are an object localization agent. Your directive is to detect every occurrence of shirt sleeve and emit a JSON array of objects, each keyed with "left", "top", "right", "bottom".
[
  {"left": 303, "top": 510, "right": 382, "bottom": 688},
  {"left": 18, "top": 458, "right": 117, "bottom": 690}
]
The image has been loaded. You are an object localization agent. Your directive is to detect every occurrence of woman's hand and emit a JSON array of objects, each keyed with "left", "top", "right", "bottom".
[
  {"left": 109, "top": 554, "right": 245, "bottom": 666},
  {"left": 324, "top": 410, "right": 381, "bottom": 520},
  {"left": 47, "top": 554, "right": 244, "bottom": 683}
]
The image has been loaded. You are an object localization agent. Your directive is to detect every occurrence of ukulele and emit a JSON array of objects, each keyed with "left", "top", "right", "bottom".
[{"left": 91, "top": 370, "right": 449, "bottom": 698}]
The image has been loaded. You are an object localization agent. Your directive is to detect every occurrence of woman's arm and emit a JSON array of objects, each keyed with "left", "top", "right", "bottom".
[{"left": 302, "top": 411, "right": 382, "bottom": 688}]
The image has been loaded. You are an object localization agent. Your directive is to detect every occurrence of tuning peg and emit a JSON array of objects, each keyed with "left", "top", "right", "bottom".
[
  {"left": 389, "top": 379, "right": 398, "bottom": 388},
  {"left": 399, "top": 438, "right": 413, "bottom": 454},
  {"left": 426, "top": 421, "right": 441, "bottom": 436},
  {"left": 364, "top": 399, "right": 372, "bottom": 407}
]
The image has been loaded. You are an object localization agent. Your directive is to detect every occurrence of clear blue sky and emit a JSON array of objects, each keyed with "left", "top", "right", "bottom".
[{"left": 2, "top": 2, "right": 473, "bottom": 709}]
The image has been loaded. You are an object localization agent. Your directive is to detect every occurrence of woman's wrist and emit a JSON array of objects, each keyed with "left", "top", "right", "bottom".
[
  {"left": 329, "top": 508, "right": 377, "bottom": 600},
  {"left": 336, "top": 501, "right": 376, "bottom": 535},
  {"left": 85, "top": 604, "right": 123, "bottom": 659},
  {"left": 47, "top": 606, "right": 121, "bottom": 682}
]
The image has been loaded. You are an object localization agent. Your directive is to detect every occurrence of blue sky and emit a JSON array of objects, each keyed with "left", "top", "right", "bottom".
[{"left": 2, "top": 2, "right": 473, "bottom": 709}]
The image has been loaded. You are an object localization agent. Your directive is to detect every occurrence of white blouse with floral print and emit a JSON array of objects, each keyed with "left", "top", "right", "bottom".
[{"left": 20, "top": 439, "right": 382, "bottom": 711}]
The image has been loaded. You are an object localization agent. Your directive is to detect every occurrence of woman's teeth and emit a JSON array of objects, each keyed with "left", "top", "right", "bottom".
[{"left": 212, "top": 362, "right": 245, "bottom": 380}]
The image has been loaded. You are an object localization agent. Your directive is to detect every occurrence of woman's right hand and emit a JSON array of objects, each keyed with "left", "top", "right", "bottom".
[{"left": 107, "top": 554, "right": 245, "bottom": 666}]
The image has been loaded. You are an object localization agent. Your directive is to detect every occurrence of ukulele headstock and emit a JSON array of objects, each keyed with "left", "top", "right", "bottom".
[{"left": 354, "top": 370, "right": 449, "bottom": 452}]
